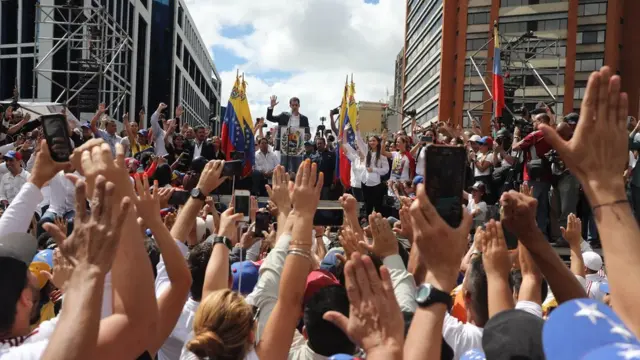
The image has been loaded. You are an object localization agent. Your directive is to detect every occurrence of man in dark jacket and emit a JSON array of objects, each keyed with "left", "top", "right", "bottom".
[
  {"left": 192, "top": 125, "right": 216, "bottom": 160},
  {"left": 266, "top": 96, "right": 310, "bottom": 174}
]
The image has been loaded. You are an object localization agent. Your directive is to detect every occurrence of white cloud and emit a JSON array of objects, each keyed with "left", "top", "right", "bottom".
[{"left": 184, "top": 0, "right": 405, "bottom": 131}]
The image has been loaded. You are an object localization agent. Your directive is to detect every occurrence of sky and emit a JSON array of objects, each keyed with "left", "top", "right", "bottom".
[{"left": 183, "top": 0, "right": 405, "bottom": 132}]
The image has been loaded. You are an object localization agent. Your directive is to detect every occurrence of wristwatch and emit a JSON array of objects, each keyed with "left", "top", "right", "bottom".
[
  {"left": 190, "top": 188, "right": 206, "bottom": 201},
  {"left": 211, "top": 236, "right": 233, "bottom": 250},
  {"left": 415, "top": 283, "right": 452, "bottom": 309}
]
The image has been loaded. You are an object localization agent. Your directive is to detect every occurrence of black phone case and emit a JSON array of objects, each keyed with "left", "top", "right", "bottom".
[
  {"left": 425, "top": 145, "right": 467, "bottom": 228},
  {"left": 40, "top": 114, "right": 72, "bottom": 162}
]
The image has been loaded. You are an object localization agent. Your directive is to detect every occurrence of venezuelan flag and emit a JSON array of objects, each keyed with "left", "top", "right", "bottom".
[
  {"left": 493, "top": 24, "right": 505, "bottom": 118},
  {"left": 221, "top": 74, "right": 255, "bottom": 177},
  {"left": 338, "top": 76, "right": 358, "bottom": 188}
]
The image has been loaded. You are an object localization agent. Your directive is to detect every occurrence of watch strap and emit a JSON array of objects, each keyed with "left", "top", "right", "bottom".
[{"left": 212, "top": 236, "right": 232, "bottom": 250}]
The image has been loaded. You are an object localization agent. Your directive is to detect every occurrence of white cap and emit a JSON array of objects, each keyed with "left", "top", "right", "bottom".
[
  {"left": 582, "top": 251, "right": 603, "bottom": 271},
  {"left": 469, "top": 134, "right": 482, "bottom": 142},
  {"left": 196, "top": 217, "right": 206, "bottom": 242}
]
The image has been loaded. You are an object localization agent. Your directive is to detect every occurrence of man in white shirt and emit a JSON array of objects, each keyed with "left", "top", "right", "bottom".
[
  {"left": 266, "top": 96, "right": 310, "bottom": 173},
  {"left": 37, "top": 169, "right": 77, "bottom": 236},
  {"left": 582, "top": 251, "right": 607, "bottom": 302},
  {"left": 252, "top": 138, "right": 279, "bottom": 196},
  {"left": 151, "top": 103, "right": 169, "bottom": 157},
  {"left": 0, "top": 151, "right": 30, "bottom": 207}
]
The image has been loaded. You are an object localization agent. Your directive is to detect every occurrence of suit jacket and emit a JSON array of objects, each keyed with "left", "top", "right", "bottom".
[
  {"left": 266, "top": 108, "right": 311, "bottom": 151},
  {"left": 193, "top": 140, "right": 216, "bottom": 161}
]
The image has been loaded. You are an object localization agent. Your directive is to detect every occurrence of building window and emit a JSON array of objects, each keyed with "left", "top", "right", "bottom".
[
  {"left": 577, "top": 30, "right": 605, "bottom": 44},
  {"left": 501, "top": 0, "right": 563, "bottom": 7},
  {"left": 575, "top": 58, "right": 604, "bottom": 72},
  {"left": 577, "top": 3, "right": 607, "bottom": 16},
  {"left": 466, "top": 38, "right": 488, "bottom": 51},
  {"left": 468, "top": 12, "right": 489, "bottom": 25},
  {"left": 464, "top": 90, "right": 485, "bottom": 102},
  {"left": 574, "top": 87, "right": 586, "bottom": 100}
]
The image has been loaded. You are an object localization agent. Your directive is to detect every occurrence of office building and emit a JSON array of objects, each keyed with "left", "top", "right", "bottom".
[
  {"left": 401, "top": 0, "right": 640, "bottom": 131},
  {"left": 0, "top": 0, "right": 220, "bottom": 127},
  {"left": 149, "top": 0, "right": 221, "bottom": 128}
]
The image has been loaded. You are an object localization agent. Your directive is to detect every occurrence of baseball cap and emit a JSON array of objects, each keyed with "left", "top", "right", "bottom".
[
  {"left": 3, "top": 150, "right": 22, "bottom": 161},
  {"left": 29, "top": 249, "right": 54, "bottom": 289},
  {"left": 471, "top": 181, "right": 486, "bottom": 192},
  {"left": 482, "top": 309, "right": 545, "bottom": 360},
  {"left": 469, "top": 134, "right": 482, "bottom": 142},
  {"left": 0, "top": 233, "right": 38, "bottom": 266},
  {"left": 138, "top": 129, "right": 149, "bottom": 137},
  {"left": 231, "top": 260, "right": 260, "bottom": 295},
  {"left": 583, "top": 251, "right": 603, "bottom": 272},
  {"left": 583, "top": 343, "right": 640, "bottom": 359},
  {"left": 320, "top": 248, "right": 344, "bottom": 277},
  {"left": 304, "top": 269, "right": 339, "bottom": 305},
  {"left": 329, "top": 355, "right": 362, "bottom": 360},
  {"left": 125, "top": 157, "right": 140, "bottom": 169},
  {"left": 413, "top": 175, "right": 424, "bottom": 186},
  {"left": 80, "top": 122, "right": 91, "bottom": 129},
  {"left": 461, "top": 349, "right": 486, "bottom": 360},
  {"left": 477, "top": 136, "right": 494, "bottom": 147},
  {"left": 304, "top": 141, "right": 314, "bottom": 147},
  {"left": 542, "top": 298, "right": 640, "bottom": 360}
]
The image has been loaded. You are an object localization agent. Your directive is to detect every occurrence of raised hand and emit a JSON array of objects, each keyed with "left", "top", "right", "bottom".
[
  {"left": 28, "top": 139, "right": 69, "bottom": 188},
  {"left": 481, "top": 220, "right": 511, "bottom": 277},
  {"left": 339, "top": 227, "right": 361, "bottom": 259},
  {"left": 519, "top": 183, "right": 534, "bottom": 198},
  {"left": 291, "top": 160, "right": 323, "bottom": 217},
  {"left": 323, "top": 253, "right": 404, "bottom": 355},
  {"left": 339, "top": 193, "right": 358, "bottom": 215},
  {"left": 561, "top": 213, "right": 582, "bottom": 248},
  {"left": 391, "top": 206, "right": 413, "bottom": 240},
  {"left": 409, "top": 184, "right": 472, "bottom": 292},
  {"left": 41, "top": 249, "right": 74, "bottom": 291},
  {"left": 250, "top": 196, "right": 258, "bottom": 224},
  {"left": 54, "top": 217, "right": 68, "bottom": 236},
  {"left": 217, "top": 207, "right": 244, "bottom": 245},
  {"left": 539, "top": 67, "right": 628, "bottom": 205},
  {"left": 500, "top": 191, "right": 539, "bottom": 243},
  {"left": 72, "top": 142, "right": 130, "bottom": 199},
  {"left": 239, "top": 224, "right": 258, "bottom": 250},
  {"left": 360, "top": 212, "right": 398, "bottom": 258},
  {"left": 265, "top": 165, "right": 292, "bottom": 214},
  {"left": 196, "top": 160, "right": 226, "bottom": 194},
  {"left": 43, "top": 176, "right": 131, "bottom": 274},
  {"left": 134, "top": 176, "right": 162, "bottom": 225},
  {"left": 157, "top": 102, "right": 168, "bottom": 112},
  {"left": 270, "top": 95, "right": 279, "bottom": 108},
  {"left": 175, "top": 104, "right": 184, "bottom": 118},
  {"left": 97, "top": 103, "right": 107, "bottom": 115}
]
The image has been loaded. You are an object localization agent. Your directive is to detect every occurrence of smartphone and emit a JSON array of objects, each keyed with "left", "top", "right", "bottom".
[
  {"left": 420, "top": 136, "right": 433, "bottom": 143},
  {"left": 222, "top": 160, "right": 243, "bottom": 177},
  {"left": 168, "top": 190, "right": 190, "bottom": 206},
  {"left": 40, "top": 114, "right": 72, "bottom": 162},
  {"left": 424, "top": 145, "right": 467, "bottom": 228},
  {"left": 234, "top": 190, "right": 251, "bottom": 222},
  {"left": 254, "top": 211, "right": 270, "bottom": 236},
  {"left": 313, "top": 208, "right": 344, "bottom": 226}
]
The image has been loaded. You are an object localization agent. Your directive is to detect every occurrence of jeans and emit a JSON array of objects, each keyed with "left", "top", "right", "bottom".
[
  {"left": 528, "top": 180, "right": 551, "bottom": 240},
  {"left": 549, "top": 173, "right": 581, "bottom": 241},
  {"left": 38, "top": 210, "right": 75, "bottom": 237}
]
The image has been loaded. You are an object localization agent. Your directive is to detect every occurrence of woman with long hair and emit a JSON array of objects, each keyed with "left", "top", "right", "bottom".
[{"left": 360, "top": 135, "right": 389, "bottom": 214}]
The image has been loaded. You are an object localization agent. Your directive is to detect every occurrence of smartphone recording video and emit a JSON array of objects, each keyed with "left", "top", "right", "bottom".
[
  {"left": 420, "top": 136, "right": 433, "bottom": 143},
  {"left": 41, "top": 114, "right": 72, "bottom": 162},
  {"left": 313, "top": 208, "right": 344, "bottom": 226},
  {"left": 234, "top": 190, "right": 251, "bottom": 222},
  {"left": 254, "top": 212, "right": 270, "bottom": 236},
  {"left": 222, "top": 160, "right": 243, "bottom": 178},
  {"left": 425, "top": 145, "right": 467, "bottom": 228}
]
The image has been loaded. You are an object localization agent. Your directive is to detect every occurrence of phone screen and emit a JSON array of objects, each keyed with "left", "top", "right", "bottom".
[
  {"left": 222, "top": 160, "right": 243, "bottom": 177},
  {"left": 421, "top": 136, "right": 433, "bottom": 143},
  {"left": 313, "top": 208, "right": 344, "bottom": 226},
  {"left": 41, "top": 114, "right": 72, "bottom": 162},
  {"left": 254, "top": 212, "right": 270, "bottom": 236},
  {"left": 425, "top": 145, "right": 466, "bottom": 228},
  {"left": 235, "top": 194, "right": 250, "bottom": 217}
]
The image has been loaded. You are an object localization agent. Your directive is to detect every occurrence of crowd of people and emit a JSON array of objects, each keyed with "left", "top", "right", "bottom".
[{"left": 0, "top": 66, "right": 639, "bottom": 360}]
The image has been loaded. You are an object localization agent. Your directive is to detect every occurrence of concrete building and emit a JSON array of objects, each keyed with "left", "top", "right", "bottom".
[
  {"left": 0, "top": 0, "right": 220, "bottom": 127},
  {"left": 401, "top": 0, "right": 640, "bottom": 132}
]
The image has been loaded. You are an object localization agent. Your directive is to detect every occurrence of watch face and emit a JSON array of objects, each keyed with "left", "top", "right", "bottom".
[
  {"left": 190, "top": 188, "right": 201, "bottom": 198},
  {"left": 416, "top": 284, "right": 432, "bottom": 303}
]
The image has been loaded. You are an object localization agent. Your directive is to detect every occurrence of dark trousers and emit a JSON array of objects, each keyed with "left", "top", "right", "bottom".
[
  {"left": 251, "top": 171, "right": 269, "bottom": 196},
  {"left": 362, "top": 183, "right": 385, "bottom": 215},
  {"left": 351, "top": 187, "right": 364, "bottom": 202},
  {"left": 549, "top": 173, "right": 580, "bottom": 241}
]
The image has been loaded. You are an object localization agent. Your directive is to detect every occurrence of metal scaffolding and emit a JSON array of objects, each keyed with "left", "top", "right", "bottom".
[
  {"left": 32, "top": 0, "right": 133, "bottom": 114},
  {"left": 464, "top": 29, "right": 563, "bottom": 125}
]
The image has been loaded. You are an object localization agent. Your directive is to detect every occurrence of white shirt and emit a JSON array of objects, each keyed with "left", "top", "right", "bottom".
[
  {"left": 629, "top": 151, "right": 637, "bottom": 170},
  {"left": 156, "top": 241, "right": 193, "bottom": 360},
  {"left": 467, "top": 198, "right": 488, "bottom": 224},
  {"left": 289, "top": 114, "right": 300, "bottom": 128},
  {"left": 362, "top": 153, "right": 389, "bottom": 187},
  {"left": 474, "top": 152, "right": 494, "bottom": 177},
  {"left": 254, "top": 150, "right": 279, "bottom": 173},
  {"left": 342, "top": 143, "right": 366, "bottom": 188},
  {"left": 585, "top": 272, "right": 608, "bottom": 302},
  {"left": 415, "top": 146, "right": 426, "bottom": 177},
  {"left": 47, "top": 171, "right": 77, "bottom": 215},
  {"left": 192, "top": 141, "right": 204, "bottom": 160},
  {"left": 0, "top": 317, "right": 59, "bottom": 359},
  {"left": 0, "top": 169, "right": 30, "bottom": 204},
  {"left": 95, "top": 129, "right": 122, "bottom": 156},
  {"left": 151, "top": 111, "right": 168, "bottom": 157},
  {"left": 0, "top": 182, "right": 43, "bottom": 236},
  {"left": 443, "top": 313, "right": 483, "bottom": 360}
]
